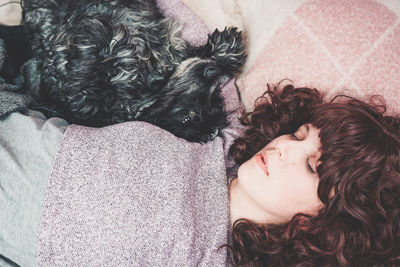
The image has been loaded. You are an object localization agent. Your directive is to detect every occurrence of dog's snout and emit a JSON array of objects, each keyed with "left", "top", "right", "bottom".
[{"left": 203, "top": 66, "right": 219, "bottom": 81}]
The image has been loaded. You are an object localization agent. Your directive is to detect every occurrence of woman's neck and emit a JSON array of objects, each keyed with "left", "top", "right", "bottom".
[{"left": 229, "top": 178, "right": 278, "bottom": 226}]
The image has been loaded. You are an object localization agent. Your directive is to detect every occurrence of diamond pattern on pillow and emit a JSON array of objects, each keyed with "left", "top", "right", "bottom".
[{"left": 238, "top": 0, "right": 400, "bottom": 114}]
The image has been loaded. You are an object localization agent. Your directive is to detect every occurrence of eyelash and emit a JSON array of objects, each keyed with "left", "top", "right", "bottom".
[
  {"left": 290, "top": 133, "right": 316, "bottom": 174},
  {"left": 307, "top": 161, "right": 316, "bottom": 174}
]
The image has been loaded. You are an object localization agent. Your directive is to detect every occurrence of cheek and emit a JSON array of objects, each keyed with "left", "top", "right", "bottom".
[
  {"left": 281, "top": 179, "right": 322, "bottom": 214},
  {"left": 238, "top": 159, "right": 261, "bottom": 182},
  {"left": 268, "top": 165, "right": 322, "bottom": 212}
]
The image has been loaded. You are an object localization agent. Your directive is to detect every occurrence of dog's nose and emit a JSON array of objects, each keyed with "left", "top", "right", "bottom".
[
  {"left": 200, "top": 128, "right": 219, "bottom": 142},
  {"left": 203, "top": 66, "right": 219, "bottom": 81}
]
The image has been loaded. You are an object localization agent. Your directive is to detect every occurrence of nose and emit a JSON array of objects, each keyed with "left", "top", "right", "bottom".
[
  {"left": 203, "top": 66, "right": 219, "bottom": 81},
  {"left": 200, "top": 128, "right": 219, "bottom": 143},
  {"left": 274, "top": 145, "right": 284, "bottom": 159},
  {"left": 274, "top": 139, "right": 317, "bottom": 161},
  {"left": 274, "top": 140, "right": 294, "bottom": 160}
]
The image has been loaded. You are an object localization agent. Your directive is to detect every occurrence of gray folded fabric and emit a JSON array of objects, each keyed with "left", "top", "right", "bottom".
[
  {"left": 0, "top": 88, "right": 33, "bottom": 119},
  {"left": 0, "top": 110, "right": 68, "bottom": 267}
]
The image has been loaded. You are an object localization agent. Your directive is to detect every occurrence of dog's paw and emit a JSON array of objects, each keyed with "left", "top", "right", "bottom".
[{"left": 196, "top": 27, "right": 246, "bottom": 73}]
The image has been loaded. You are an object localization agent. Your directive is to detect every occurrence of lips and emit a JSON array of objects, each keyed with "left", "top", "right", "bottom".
[{"left": 255, "top": 151, "right": 269, "bottom": 175}]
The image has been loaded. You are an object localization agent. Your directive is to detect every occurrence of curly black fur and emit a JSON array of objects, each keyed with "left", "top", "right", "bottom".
[{"left": 23, "top": 0, "right": 246, "bottom": 142}]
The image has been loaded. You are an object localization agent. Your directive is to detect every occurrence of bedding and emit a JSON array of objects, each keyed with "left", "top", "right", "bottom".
[
  {"left": 233, "top": 0, "right": 400, "bottom": 114},
  {"left": 0, "top": 110, "right": 68, "bottom": 267}
]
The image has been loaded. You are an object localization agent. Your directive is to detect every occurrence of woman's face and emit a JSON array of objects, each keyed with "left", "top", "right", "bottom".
[{"left": 236, "top": 124, "right": 323, "bottom": 223}]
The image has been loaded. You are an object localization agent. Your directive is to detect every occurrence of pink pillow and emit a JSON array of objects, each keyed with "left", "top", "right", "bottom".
[{"left": 238, "top": 0, "right": 400, "bottom": 114}]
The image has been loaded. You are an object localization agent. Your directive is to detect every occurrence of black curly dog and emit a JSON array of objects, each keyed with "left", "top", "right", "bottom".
[{"left": 23, "top": 0, "right": 245, "bottom": 142}]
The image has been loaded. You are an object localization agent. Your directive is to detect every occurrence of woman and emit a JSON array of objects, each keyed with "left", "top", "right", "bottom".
[
  {"left": 227, "top": 84, "right": 400, "bottom": 266},
  {"left": 1, "top": 80, "right": 399, "bottom": 267}
]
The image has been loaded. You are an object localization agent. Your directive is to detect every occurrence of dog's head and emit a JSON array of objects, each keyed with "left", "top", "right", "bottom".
[{"left": 138, "top": 58, "right": 232, "bottom": 143}]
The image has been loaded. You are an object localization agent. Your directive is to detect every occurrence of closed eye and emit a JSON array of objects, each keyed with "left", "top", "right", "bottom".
[
  {"left": 290, "top": 131, "right": 316, "bottom": 174},
  {"left": 307, "top": 160, "right": 316, "bottom": 173}
]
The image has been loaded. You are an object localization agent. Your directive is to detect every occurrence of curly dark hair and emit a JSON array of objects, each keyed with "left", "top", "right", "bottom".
[{"left": 228, "top": 84, "right": 400, "bottom": 266}]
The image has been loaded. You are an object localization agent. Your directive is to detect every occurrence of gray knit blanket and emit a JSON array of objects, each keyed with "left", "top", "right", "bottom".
[{"left": 36, "top": 80, "right": 242, "bottom": 266}]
